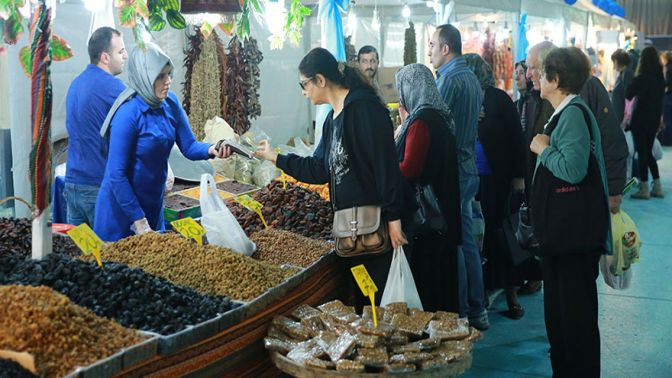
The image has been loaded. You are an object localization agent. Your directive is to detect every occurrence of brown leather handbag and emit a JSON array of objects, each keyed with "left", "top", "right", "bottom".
[{"left": 333, "top": 205, "right": 390, "bottom": 257}]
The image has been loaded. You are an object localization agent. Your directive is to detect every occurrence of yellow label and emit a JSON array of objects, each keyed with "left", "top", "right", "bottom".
[
  {"left": 234, "top": 195, "right": 268, "bottom": 228},
  {"left": 274, "top": 148, "right": 287, "bottom": 190},
  {"left": 171, "top": 217, "right": 206, "bottom": 245},
  {"left": 68, "top": 224, "right": 104, "bottom": 268},
  {"left": 351, "top": 264, "right": 378, "bottom": 326}
]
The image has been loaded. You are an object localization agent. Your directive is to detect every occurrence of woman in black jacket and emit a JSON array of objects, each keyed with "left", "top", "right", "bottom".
[
  {"left": 255, "top": 47, "right": 412, "bottom": 307},
  {"left": 394, "top": 63, "right": 461, "bottom": 313},
  {"left": 464, "top": 53, "right": 527, "bottom": 319},
  {"left": 627, "top": 46, "right": 666, "bottom": 198}
]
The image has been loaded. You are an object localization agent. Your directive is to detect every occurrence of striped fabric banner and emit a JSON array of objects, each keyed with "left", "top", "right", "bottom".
[{"left": 29, "top": 3, "right": 53, "bottom": 217}]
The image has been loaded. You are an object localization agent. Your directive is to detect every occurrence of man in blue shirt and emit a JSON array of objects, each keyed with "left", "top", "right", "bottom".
[
  {"left": 64, "top": 27, "right": 127, "bottom": 226},
  {"left": 429, "top": 24, "right": 489, "bottom": 330}
]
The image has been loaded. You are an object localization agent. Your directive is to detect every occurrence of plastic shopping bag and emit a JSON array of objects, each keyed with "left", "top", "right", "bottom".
[
  {"left": 199, "top": 173, "right": 256, "bottom": 255},
  {"left": 600, "top": 210, "right": 641, "bottom": 290},
  {"left": 380, "top": 247, "right": 423, "bottom": 310}
]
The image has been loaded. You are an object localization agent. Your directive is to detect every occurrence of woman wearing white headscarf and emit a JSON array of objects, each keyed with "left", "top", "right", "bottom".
[
  {"left": 94, "top": 43, "right": 227, "bottom": 241},
  {"left": 395, "top": 63, "right": 461, "bottom": 313}
]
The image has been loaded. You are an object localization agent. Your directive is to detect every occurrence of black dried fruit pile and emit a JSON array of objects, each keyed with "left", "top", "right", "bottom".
[
  {"left": 228, "top": 181, "right": 333, "bottom": 240},
  {"left": 0, "top": 359, "right": 37, "bottom": 378},
  {"left": 0, "top": 254, "right": 239, "bottom": 335},
  {"left": 164, "top": 194, "right": 199, "bottom": 210},
  {"left": 0, "top": 217, "right": 80, "bottom": 259}
]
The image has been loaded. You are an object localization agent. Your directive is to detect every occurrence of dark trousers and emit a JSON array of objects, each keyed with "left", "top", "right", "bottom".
[
  {"left": 541, "top": 252, "right": 601, "bottom": 378},
  {"left": 632, "top": 128, "right": 660, "bottom": 181}
]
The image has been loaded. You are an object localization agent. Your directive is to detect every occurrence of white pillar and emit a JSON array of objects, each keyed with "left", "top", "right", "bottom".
[{"left": 32, "top": 206, "right": 52, "bottom": 259}]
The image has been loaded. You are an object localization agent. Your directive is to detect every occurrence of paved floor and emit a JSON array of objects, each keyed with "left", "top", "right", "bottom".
[{"left": 464, "top": 147, "right": 672, "bottom": 378}]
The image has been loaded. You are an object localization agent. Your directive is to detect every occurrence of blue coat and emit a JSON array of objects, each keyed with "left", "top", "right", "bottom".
[{"left": 94, "top": 91, "right": 211, "bottom": 241}]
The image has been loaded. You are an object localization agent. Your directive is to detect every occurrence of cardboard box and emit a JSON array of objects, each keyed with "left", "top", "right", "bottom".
[{"left": 377, "top": 66, "right": 402, "bottom": 104}]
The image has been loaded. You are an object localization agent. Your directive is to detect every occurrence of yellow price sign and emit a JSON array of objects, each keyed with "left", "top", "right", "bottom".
[
  {"left": 234, "top": 194, "right": 268, "bottom": 228},
  {"left": 274, "top": 148, "right": 287, "bottom": 190},
  {"left": 350, "top": 264, "right": 378, "bottom": 327},
  {"left": 67, "top": 223, "right": 104, "bottom": 268},
  {"left": 171, "top": 217, "right": 206, "bottom": 245}
]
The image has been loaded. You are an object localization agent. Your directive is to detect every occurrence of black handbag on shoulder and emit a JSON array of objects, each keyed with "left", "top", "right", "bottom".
[
  {"left": 530, "top": 103, "right": 609, "bottom": 256},
  {"left": 413, "top": 184, "right": 448, "bottom": 236}
]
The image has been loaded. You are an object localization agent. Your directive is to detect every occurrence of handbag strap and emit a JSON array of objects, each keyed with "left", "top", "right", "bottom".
[{"left": 545, "top": 102, "right": 596, "bottom": 153}]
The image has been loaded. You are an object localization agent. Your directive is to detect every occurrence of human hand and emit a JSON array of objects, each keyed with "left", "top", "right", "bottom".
[
  {"left": 530, "top": 134, "right": 550, "bottom": 155},
  {"left": 512, "top": 178, "right": 525, "bottom": 193},
  {"left": 209, "top": 140, "right": 232, "bottom": 159},
  {"left": 255, "top": 140, "right": 278, "bottom": 163},
  {"left": 609, "top": 194, "right": 622, "bottom": 214},
  {"left": 388, "top": 220, "right": 408, "bottom": 249},
  {"left": 130, "top": 217, "right": 152, "bottom": 235}
]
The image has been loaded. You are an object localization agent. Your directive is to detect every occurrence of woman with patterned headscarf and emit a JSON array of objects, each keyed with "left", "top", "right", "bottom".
[
  {"left": 463, "top": 53, "right": 527, "bottom": 319},
  {"left": 395, "top": 63, "right": 461, "bottom": 312},
  {"left": 94, "top": 42, "right": 228, "bottom": 241}
]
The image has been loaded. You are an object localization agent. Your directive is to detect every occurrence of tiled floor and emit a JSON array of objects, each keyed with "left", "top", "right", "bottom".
[{"left": 463, "top": 147, "right": 672, "bottom": 377}]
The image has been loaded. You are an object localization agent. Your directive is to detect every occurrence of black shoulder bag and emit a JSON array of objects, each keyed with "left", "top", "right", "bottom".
[{"left": 530, "top": 103, "right": 609, "bottom": 256}]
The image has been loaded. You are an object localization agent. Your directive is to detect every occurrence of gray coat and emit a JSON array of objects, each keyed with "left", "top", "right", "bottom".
[{"left": 580, "top": 76, "right": 629, "bottom": 195}]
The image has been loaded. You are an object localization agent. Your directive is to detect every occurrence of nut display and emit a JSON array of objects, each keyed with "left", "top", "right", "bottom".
[
  {"left": 250, "top": 228, "right": 333, "bottom": 268},
  {"left": 95, "top": 232, "right": 295, "bottom": 301},
  {"left": 276, "top": 173, "right": 330, "bottom": 201},
  {"left": 0, "top": 285, "right": 145, "bottom": 378},
  {"left": 229, "top": 181, "right": 333, "bottom": 240},
  {"left": 0, "top": 254, "right": 238, "bottom": 335},
  {"left": 0, "top": 217, "right": 80, "bottom": 259},
  {"left": 265, "top": 301, "right": 478, "bottom": 373},
  {"left": 0, "top": 358, "right": 37, "bottom": 378}
]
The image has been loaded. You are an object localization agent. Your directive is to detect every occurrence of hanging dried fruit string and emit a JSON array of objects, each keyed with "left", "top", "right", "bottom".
[
  {"left": 182, "top": 27, "right": 203, "bottom": 117},
  {"left": 243, "top": 37, "right": 263, "bottom": 121},
  {"left": 404, "top": 22, "right": 417, "bottom": 66},
  {"left": 29, "top": 2, "right": 52, "bottom": 217},
  {"left": 226, "top": 36, "right": 249, "bottom": 135}
]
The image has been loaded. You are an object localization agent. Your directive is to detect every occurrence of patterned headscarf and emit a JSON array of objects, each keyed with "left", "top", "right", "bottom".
[
  {"left": 395, "top": 63, "right": 454, "bottom": 136},
  {"left": 463, "top": 53, "right": 495, "bottom": 91}
]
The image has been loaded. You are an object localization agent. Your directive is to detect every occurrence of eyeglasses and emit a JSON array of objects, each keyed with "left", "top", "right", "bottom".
[{"left": 299, "top": 77, "right": 313, "bottom": 90}]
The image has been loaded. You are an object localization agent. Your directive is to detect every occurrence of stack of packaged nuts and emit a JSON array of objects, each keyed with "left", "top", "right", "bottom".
[
  {"left": 265, "top": 301, "right": 480, "bottom": 374},
  {"left": 0, "top": 285, "right": 145, "bottom": 378}
]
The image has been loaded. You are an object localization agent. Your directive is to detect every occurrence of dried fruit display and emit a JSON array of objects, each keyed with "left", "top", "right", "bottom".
[
  {"left": 250, "top": 228, "right": 333, "bottom": 268},
  {"left": 0, "top": 285, "right": 145, "bottom": 378},
  {"left": 225, "top": 36, "right": 263, "bottom": 135},
  {"left": 265, "top": 301, "right": 479, "bottom": 373},
  {"left": 0, "top": 254, "right": 237, "bottom": 335},
  {"left": 96, "top": 232, "right": 295, "bottom": 301},
  {"left": 243, "top": 37, "right": 263, "bottom": 120},
  {"left": 276, "top": 173, "right": 330, "bottom": 201},
  {"left": 0, "top": 217, "right": 80, "bottom": 259},
  {"left": 183, "top": 29, "right": 227, "bottom": 141},
  {"left": 228, "top": 181, "right": 333, "bottom": 240}
]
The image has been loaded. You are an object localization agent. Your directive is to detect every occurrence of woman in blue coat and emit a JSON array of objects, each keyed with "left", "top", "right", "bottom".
[{"left": 94, "top": 42, "right": 227, "bottom": 241}]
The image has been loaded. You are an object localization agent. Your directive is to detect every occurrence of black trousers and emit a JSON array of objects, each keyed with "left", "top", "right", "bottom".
[
  {"left": 541, "top": 252, "right": 601, "bottom": 378},
  {"left": 632, "top": 128, "right": 660, "bottom": 181}
]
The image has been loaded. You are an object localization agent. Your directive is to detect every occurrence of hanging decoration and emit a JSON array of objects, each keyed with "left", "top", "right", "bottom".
[
  {"left": 28, "top": 1, "right": 52, "bottom": 217},
  {"left": 225, "top": 36, "right": 262, "bottom": 135},
  {"left": 403, "top": 21, "right": 417, "bottom": 66},
  {"left": 243, "top": 37, "right": 262, "bottom": 121},
  {"left": 516, "top": 12, "right": 529, "bottom": 62}
]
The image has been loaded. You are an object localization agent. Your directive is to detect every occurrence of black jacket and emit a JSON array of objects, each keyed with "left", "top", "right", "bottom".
[
  {"left": 277, "top": 88, "right": 411, "bottom": 221},
  {"left": 580, "top": 76, "right": 629, "bottom": 195},
  {"left": 396, "top": 108, "right": 462, "bottom": 246},
  {"left": 611, "top": 68, "right": 634, "bottom": 123},
  {"left": 627, "top": 73, "right": 666, "bottom": 134},
  {"left": 522, "top": 90, "right": 554, "bottom": 199}
]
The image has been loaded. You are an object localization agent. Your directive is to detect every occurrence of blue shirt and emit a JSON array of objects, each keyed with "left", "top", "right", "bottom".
[
  {"left": 436, "top": 56, "right": 483, "bottom": 177},
  {"left": 65, "top": 64, "right": 126, "bottom": 186},
  {"left": 94, "top": 91, "right": 212, "bottom": 242}
]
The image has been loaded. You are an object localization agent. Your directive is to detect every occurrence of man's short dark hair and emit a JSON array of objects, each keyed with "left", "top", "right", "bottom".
[
  {"left": 357, "top": 45, "right": 379, "bottom": 61},
  {"left": 436, "top": 24, "right": 462, "bottom": 56},
  {"left": 611, "top": 49, "right": 630, "bottom": 68},
  {"left": 543, "top": 47, "right": 591, "bottom": 95},
  {"left": 88, "top": 27, "right": 121, "bottom": 65}
]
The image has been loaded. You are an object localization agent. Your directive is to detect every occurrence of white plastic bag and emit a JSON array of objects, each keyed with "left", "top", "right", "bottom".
[
  {"left": 199, "top": 173, "right": 256, "bottom": 255},
  {"left": 600, "top": 255, "right": 633, "bottom": 290},
  {"left": 165, "top": 163, "right": 175, "bottom": 192},
  {"left": 380, "top": 247, "right": 423, "bottom": 310}
]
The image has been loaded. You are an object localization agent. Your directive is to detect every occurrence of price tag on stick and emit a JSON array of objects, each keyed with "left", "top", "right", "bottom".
[
  {"left": 350, "top": 264, "right": 379, "bottom": 327},
  {"left": 67, "top": 223, "right": 104, "bottom": 268},
  {"left": 171, "top": 217, "right": 206, "bottom": 245},
  {"left": 234, "top": 195, "right": 268, "bottom": 228}
]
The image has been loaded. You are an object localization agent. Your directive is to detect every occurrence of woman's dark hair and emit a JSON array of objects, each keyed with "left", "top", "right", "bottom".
[
  {"left": 635, "top": 46, "right": 663, "bottom": 79},
  {"left": 515, "top": 60, "right": 527, "bottom": 71},
  {"left": 611, "top": 49, "right": 630, "bottom": 69},
  {"left": 542, "top": 47, "right": 591, "bottom": 95},
  {"left": 299, "top": 47, "right": 374, "bottom": 92}
]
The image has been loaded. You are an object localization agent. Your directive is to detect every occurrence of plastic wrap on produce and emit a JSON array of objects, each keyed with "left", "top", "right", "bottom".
[
  {"left": 253, "top": 160, "right": 281, "bottom": 187},
  {"left": 427, "top": 318, "right": 471, "bottom": 341},
  {"left": 271, "top": 316, "right": 311, "bottom": 341},
  {"left": 325, "top": 332, "right": 356, "bottom": 362},
  {"left": 286, "top": 339, "right": 326, "bottom": 364}
]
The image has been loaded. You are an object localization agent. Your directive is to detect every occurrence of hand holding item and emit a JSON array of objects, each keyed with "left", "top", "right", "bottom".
[
  {"left": 130, "top": 217, "right": 152, "bottom": 235},
  {"left": 609, "top": 194, "right": 623, "bottom": 214},
  {"left": 530, "top": 134, "right": 550, "bottom": 155},
  {"left": 388, "top": 219, "right": 408, "bottom": 249},
  {"left": 209, "top": 141, "right": 232, "bottom": 159},
  {"left": 255, "top": 140, "right": 278, "bottom": 163}
]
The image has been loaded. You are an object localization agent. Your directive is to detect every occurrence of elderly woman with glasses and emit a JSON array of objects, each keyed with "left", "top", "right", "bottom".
[
  {"left": 94, "top": 42, "right": 228, "bottom": 242},
  {"left": 255, "top": 47, "right": 413, "bottom": 308},
  {"left": 529, "top": 47, "right": 611, "bottom": 377}
]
